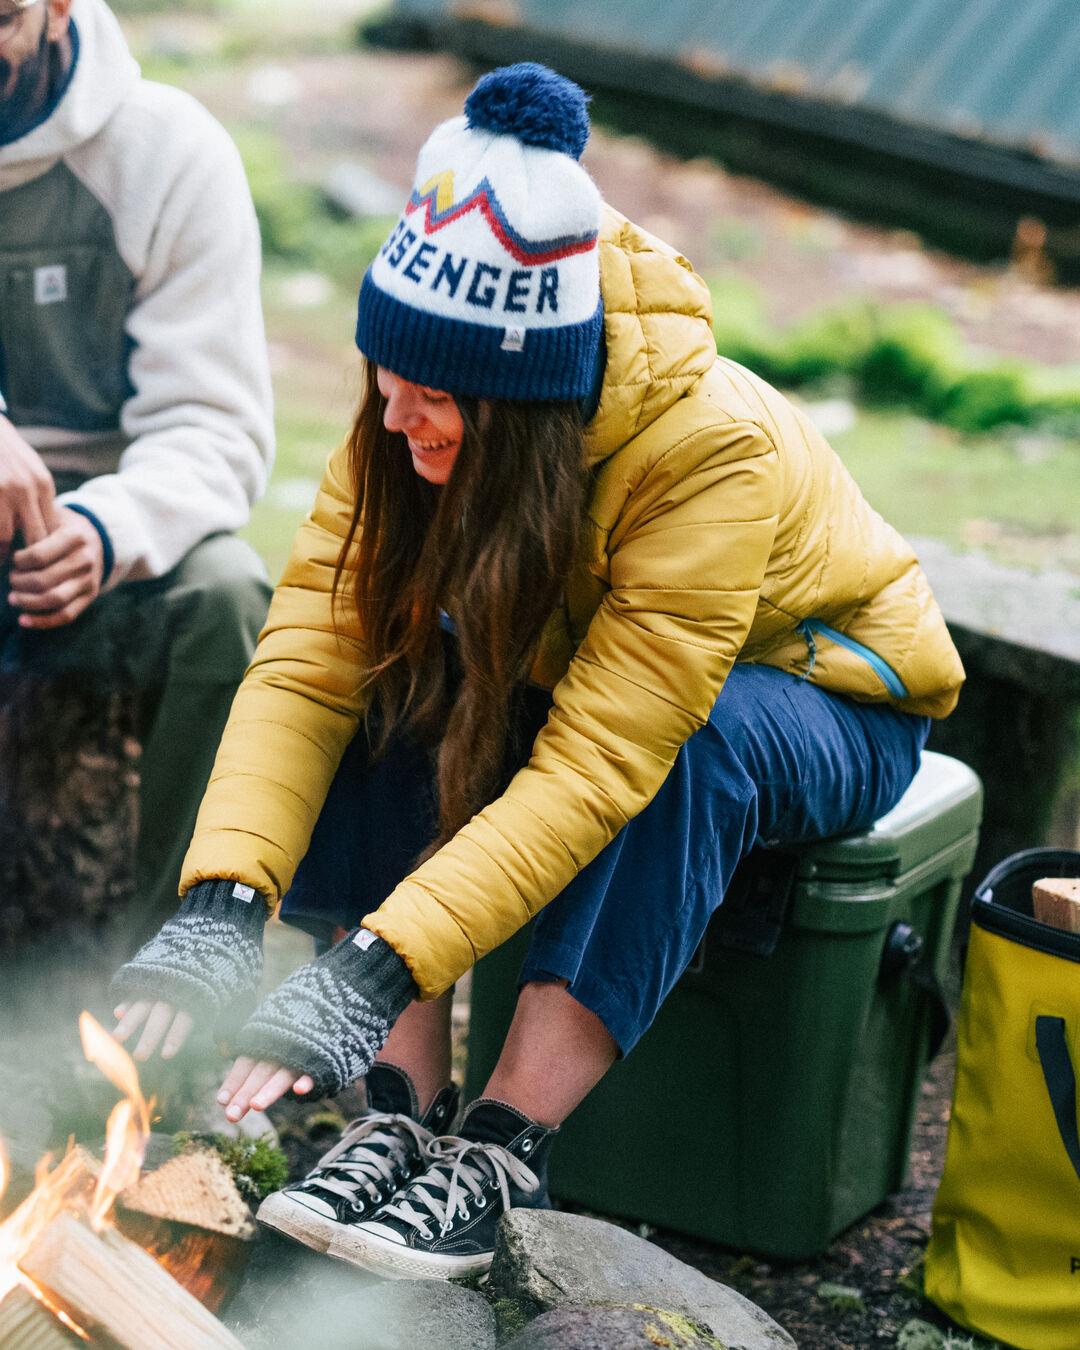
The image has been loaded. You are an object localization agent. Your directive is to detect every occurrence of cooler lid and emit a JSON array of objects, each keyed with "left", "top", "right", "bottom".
[{"left": 795, "top": 751, "right": 983, "bottom": 882}]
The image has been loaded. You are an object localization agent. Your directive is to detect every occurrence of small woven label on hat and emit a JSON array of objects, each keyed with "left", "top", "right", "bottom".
[
  {"left": 354, "top": 928, "right": 379, "bottom": 950},
  {"left": 232, "top": 882, "right": 256, "bottom": 902},
  {"left": 500, "top": 326, "right": 526, "bottom": 353}
]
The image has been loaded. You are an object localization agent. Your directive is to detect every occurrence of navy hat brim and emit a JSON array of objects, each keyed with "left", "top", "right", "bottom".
[{"left": 356, "top": 270, "right": 604, "bottom": 403}]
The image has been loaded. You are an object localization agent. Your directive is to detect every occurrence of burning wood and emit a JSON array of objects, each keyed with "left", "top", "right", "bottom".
[
  {"left": 20, "top": 1210, "right": 245, "bottom": 1350},
  {"left": 0, "top": 1283, "right": 84, "bottom": 1349},
  {"left": 0, "top": 1015, "right": 251, "bottom": 1348},
  {"left": 116, "top": 1147, "right": 255, "bottom": 1314}
]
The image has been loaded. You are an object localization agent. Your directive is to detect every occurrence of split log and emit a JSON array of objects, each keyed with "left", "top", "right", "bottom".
[
  {"left": 0, "top": 1284, "right": 84, "bottom": 1350},
  {"left": 1033, "top": 877, "right": 1080, "bottom": 933},
  {"left": 115, "top": 1147, "right": 255, "bottom": 1314},
  {"left": 2, "top": 1147, "right": 102, "bottom": 1236},
  {"left": 18, "top": 1210, "right": 246, "bottom": 1350}
]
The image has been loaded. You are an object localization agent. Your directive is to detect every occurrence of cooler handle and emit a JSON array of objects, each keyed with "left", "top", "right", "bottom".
[
  {"left": 1035, "top": 1015, "right": 1080, "bottom": 1185},
  {"left": 880, "top": 922, "right": 950, "bottom": 1059}
]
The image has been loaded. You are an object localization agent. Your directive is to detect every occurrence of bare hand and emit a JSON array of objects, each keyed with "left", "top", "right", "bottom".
[
  {"left": 113, "top": 1000, "right": 195, "bottom": 1062},
  {"left": 217, "top": 1056, "right": 315, "bottom": 1123},
  {"left": 0, "top": 414, "right": 57, "bottom": 557},
  {"left": 9, "top": 506, "right": 104, "bottom": 629}
]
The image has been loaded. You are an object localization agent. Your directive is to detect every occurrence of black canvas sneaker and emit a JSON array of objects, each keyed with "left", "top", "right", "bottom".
[
  {"left": 327, "top": 1098, "right": 557, "bottom": 1279},
  {"left": 256, "top": 1063, "right": 459, "bottom": 1253}
]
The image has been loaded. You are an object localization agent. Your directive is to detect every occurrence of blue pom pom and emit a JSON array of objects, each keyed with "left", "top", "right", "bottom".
[{"left": 465, "top": 63, "right": 590, "bottom": 160}]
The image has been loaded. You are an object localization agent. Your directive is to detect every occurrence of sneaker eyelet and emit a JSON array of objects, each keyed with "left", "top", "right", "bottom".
[
  {"left": 521, "top": 1139, "right": 533, "bottom": 1152},
  {"left": 476, "top": 1197, "right": 487, "bottom": 1208}
]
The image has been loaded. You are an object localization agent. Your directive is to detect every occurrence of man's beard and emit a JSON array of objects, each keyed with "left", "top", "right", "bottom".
[{"left": 0, "top": 24, "right": 59, "bottom": 143}]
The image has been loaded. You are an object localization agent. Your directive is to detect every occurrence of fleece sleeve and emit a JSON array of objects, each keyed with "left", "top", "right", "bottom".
[{"left": 58, "top": 88, "right": 274, "bottom": 586}]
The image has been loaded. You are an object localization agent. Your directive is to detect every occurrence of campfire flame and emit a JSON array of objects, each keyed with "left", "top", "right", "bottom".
[
  {"left": 0, "top": 1012, "right": 152, "bottom": 1333},
  {"left": 79, "top": 1012, "right": 151, "bottom": 1230}
]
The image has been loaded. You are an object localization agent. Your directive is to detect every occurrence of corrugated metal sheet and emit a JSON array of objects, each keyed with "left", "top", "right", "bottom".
[{"left": 390, "top": 0, "right": 1080, "bottom": 173}]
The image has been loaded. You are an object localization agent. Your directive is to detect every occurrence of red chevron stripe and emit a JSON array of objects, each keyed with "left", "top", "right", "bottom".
[{"left": 405, "top": 192, "right": 596, "bottom": 266}]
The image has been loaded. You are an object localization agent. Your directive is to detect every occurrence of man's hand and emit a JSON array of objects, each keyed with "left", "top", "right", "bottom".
[
  {"left": 0, "top": 414, "right": 56, "bottom": 558},
  {"left": 9, "top": 507, "right": 104, "bottom": 629}
]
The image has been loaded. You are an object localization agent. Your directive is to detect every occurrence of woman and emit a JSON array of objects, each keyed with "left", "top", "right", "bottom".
[{"left": 112, "top": 62, "right": 964, "bottom": 1281}]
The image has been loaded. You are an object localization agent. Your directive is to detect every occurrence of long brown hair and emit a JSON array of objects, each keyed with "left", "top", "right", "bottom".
[{"left": 334, "top": 358, "right": 589, "bottom": 851}]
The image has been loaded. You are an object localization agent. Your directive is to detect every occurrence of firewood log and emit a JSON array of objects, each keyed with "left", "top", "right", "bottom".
[
  {"left": 115, "top": 1146, "right": 255, "bottom": 1313},
  {"left": 0, "top": 1284, "right": 84, "bottom": 1349},
  {"left": 1032, "top": 877, "right": 1080, "bottom": 933},
  {"left": 18, "top": 1210, "right": 245, "bottom": 1350}
]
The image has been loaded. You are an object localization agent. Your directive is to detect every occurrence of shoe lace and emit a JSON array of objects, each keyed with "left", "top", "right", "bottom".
[
  {"left": 302, "top": 1112, "right": 433, "bottom": 1206},
  {"left": 378, "top": 1135, "right": 541, "bottom": 1239}
]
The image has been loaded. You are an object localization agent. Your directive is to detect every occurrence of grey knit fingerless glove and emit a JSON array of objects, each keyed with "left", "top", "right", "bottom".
[
  {"left": 234, "top": 929, "right": 417, "bottom": 1099},
  {"left": 110, "top": 879, "right": 266, "bottom": 1021}
]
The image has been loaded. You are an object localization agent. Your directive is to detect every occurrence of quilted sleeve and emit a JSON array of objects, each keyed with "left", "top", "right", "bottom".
[{"left": 180, "top": 442, "right": 369, "bottom": 904}]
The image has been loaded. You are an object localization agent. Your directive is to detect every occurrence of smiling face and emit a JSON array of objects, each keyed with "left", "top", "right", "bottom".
[{"left": 376, "top": 367, "right": 465, "bottom": 485}]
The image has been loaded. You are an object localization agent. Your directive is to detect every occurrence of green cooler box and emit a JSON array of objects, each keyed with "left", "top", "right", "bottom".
[{"left": 463, "top": 750, "right": 982, "bottom": 1260}]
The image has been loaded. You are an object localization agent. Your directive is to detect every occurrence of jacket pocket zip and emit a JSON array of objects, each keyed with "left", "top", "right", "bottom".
[{"left": 798, "top": 618, "right": 909, "bottom": 699}]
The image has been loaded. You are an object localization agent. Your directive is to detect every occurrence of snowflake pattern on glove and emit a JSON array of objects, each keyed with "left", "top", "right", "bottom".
[
  {"left": 111, "top": 879, "right": 266, "bottom": 1019},
  {"left": 235, "top": 931, "right": 417, "bottom": 1099}
]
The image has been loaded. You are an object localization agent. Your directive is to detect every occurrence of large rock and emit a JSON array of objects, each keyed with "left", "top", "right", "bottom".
[
  {"left": 490, "top": 1210, "right": 795, "bottom": 1350},
  {"left": 226, "top": 1230, "right": 496, "bottom": 1350},
  {"left": 501, "top": 1304, "right": 730, "bottom": 1349}
]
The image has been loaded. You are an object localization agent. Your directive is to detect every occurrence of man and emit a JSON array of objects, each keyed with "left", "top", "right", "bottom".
[{"left": 0, "top": 0, "right": 274, "bottom": 945}]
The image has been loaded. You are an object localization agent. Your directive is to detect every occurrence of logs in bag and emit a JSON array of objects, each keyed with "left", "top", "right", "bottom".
[{"left": 925, "top": 847, "right": 1080, "bottom": 1349}]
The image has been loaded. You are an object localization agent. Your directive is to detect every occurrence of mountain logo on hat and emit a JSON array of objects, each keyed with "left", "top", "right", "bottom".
[
  {"left": 356, "top": 63, "right": 605, "bottom": 402},
  {"left": 406, "top": 171, "right": 598, "bottom": 266}
]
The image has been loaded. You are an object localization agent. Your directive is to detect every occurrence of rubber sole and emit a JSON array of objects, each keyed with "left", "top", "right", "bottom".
[
  {"left": 326, "top": 1230, "right": 493, "bottom": 1281},
  {"left": 256, "top": 1191, "right": 343, "bottom": 1254}
]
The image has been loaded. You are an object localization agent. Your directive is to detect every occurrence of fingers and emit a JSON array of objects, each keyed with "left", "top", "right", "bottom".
[
  {"left": 133, "top": 1001, "right": 179, "bottom": 1062},
  {"left": 161, "top": 1010, "right": 195, "bottom": 1060},
  {"left": 218, "top": 1055, "right": 258, "bottom": 1104},
  {"left": 219, "top": 1060, "right": 312, "bottom": 1122},
  {"left": 0, "top": 420, "right": 55, "bottom": 555},
  {"left": 9, "top": 512, "right": 103, "bottom": 629},
  {"left": 10, "top": 528, "right": 71, "bottom": 570},
  {"left": 112, "top": 1001, "right": 153, "bottom": 1044},
  {"left": 249, "top": 1067, "right": 305, "bottom": 1115},
  {"left": 220, "top": 1058, "right": 278, "bottom": 1122},
  {"left": 10, "top": 579, "right": 97, "bottom": 628},
  {"left": 113, "top": 1002, "right": 195, "bottom": 1064}
]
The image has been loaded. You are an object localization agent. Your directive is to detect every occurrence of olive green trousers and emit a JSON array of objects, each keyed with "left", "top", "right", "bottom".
[{"left": 0, "top": 532, "right": 272, "bottom": 949}]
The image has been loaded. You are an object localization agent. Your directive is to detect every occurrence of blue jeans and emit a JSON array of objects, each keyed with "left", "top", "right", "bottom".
[{"left": 282, "top": 663, "right": 930, "bottom": 1053}]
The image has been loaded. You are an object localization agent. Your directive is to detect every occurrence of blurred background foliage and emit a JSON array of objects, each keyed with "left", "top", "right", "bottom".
[{"left": 111, "top": 0, "right": 1080, "bottom": 585}]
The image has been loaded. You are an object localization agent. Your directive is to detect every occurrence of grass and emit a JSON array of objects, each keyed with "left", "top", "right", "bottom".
[{"left": 825, "top": 409, "right": 1080, "bottom": 574}]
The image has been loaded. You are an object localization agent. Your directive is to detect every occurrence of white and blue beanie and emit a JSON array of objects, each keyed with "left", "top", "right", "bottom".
[{"left": 355, "top": 63, "right": 603, "bottom": 402}]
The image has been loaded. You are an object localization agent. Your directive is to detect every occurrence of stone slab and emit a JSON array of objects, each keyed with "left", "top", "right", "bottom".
[{"left": 490, "top": 1210, "right": 795, "bottom": 1350}]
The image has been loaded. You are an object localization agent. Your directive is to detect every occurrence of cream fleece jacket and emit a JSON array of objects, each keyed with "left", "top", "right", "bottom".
[{"left": 0, "top": 0, "right": 273, "bottom": 586}]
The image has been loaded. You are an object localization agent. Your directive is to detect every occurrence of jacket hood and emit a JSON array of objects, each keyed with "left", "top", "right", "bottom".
[
  {"left": 584, "top": 207, "right": 717, "bottom": 466},
  {"left": 0, "top": 0, "right": 139, "bottom": 179}
]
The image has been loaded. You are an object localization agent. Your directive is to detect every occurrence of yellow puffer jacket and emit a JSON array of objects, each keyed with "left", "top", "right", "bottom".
[{"left": 183, "top": 208, "right": 964, "bottom": 997}]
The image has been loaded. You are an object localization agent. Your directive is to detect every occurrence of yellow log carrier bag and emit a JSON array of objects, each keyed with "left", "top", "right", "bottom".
[{"left": 926, "top": 847, "right": 1080, "bottom": 1350}]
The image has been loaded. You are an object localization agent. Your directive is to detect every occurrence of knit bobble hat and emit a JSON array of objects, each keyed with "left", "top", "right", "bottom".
[{"left": 355, "top": 62, "right": 604, "bottom": 402}]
